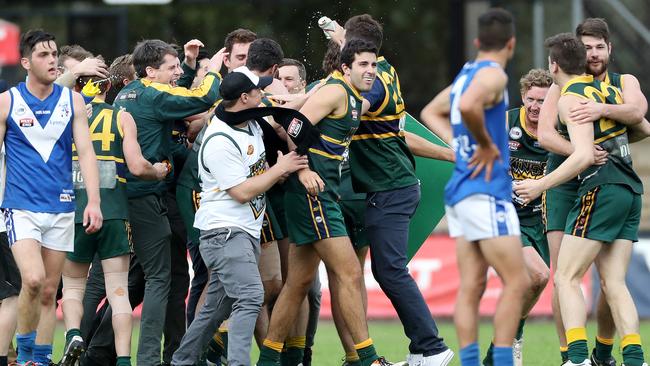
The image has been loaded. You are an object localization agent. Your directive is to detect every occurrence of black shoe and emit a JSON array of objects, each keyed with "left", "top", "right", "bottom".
[
  {"left": 371, "top": 357, "right": 405, "bottom": 366},
  {"left": 590, "top": 349, "right": 616, "bottom": 366},
  {"left": 59, "top": 336, "right": 86, "bottom": 366}
]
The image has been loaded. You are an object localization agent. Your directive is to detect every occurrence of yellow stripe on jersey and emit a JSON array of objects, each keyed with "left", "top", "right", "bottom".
[
  {"left": 116, "top": 110, "right": 125, "bottom": 138},
  {"left": 324, "top": 83, "right": 349, "bottom": 120},
  {"left": 352, "top": 131, "right": 405, "bottom": 140},
  {"left": 309, "top": 148, "right": 344, "bottom": 160},
  {"left": 330, "top": 70, "right": 363, "bottom": 101},
  {"left": 143, "top": 73, "right": 218, "bottom": 98},
  {"left": 593, "top": 127, "right": 626, "bottom": 144},
  {"left": 307, "top": 195, "right": 322, "bottom": 240},
  {"left": 72, "top": 155, "right": 125, "bottom": 163},
  {"left": 320, "top": 134, "right": 347, "bottom": 146},
  {"left": 361, "top": 111, "right": 405, "bottom": 121}
]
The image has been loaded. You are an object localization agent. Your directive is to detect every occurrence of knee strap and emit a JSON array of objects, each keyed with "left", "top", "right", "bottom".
[
  {"left": 62, "top": 275, "right": 86, "bottom": 304},
  {"left": 104, "top": 272, "right": 131, "bottom": 316}
]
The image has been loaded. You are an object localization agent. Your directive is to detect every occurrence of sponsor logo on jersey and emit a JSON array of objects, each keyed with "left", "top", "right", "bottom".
[
  {"left": 349, "top": 96, "right": 357, "bottom": 108},
  {"left": 34, "top": 110, "right": 51, "bottom": 115},
  {"left": 351, "top": 109, "right": 358, "bottom": 121},
  {"left": 508, "top": 141, "right": 520, "bottom": 151},
  {"left": 287, "top": 118, "right": 302, "bottom": 138},
  {"left": 59, "top": 193, "right": 73, "bottom": 202},
  {"left": 60, "top": 103, "right": 71, "bottom": 118},
  {"left": 247, "top": 144, "right": 254, "bottom": 155},
  {"left": 15, "top": 105, "right": 26, "bottom": 116},
  {"left": 509, "top": 127, "right": 522, "bottom": 140},
  {"left": 19, "top": 118, "right": 34, "bottom": 127}
]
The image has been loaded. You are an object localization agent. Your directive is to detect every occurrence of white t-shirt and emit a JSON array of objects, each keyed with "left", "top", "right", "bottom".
[{"left": 193, "top": 116, "right": 267, "bottom": 238}]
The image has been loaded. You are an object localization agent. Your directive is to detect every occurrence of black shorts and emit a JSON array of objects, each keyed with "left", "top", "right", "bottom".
[{"left": 0, "top": 232, "right": 21, "bottom": 299}]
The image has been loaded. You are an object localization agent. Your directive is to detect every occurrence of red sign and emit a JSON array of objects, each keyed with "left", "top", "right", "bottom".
[
  {"left": 319, "top": 235, "right": 592, "bottom": 318},
  {"left": 0, "top": 20, "right": 20, "bottom": 66}
]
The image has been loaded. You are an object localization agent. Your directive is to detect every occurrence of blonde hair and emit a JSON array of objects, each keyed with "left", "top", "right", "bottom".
[{"left": 520, "top": 68, "right": 553, "bottom": 95}]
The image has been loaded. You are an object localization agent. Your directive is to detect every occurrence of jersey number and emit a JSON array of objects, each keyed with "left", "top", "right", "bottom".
[
  {"left": 583, "top": 85, "right": 621, "bottom": 133},
  {"left": 89, "top": 109, "right": 116, "bottom": 151}
]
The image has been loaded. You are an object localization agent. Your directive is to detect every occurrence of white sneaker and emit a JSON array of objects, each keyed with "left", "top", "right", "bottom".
[
  {"left": 407, "top": 349, "right": 454, "bottom": 366},
  {"left": 513, "top": 338, "right": 523, "bottom": 366}
]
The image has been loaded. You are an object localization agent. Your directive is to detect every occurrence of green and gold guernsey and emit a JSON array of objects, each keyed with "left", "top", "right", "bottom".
[
  {"left": 287, "top": 71, "right": 363, "bottom": 198},
  {"left": 349, "top": 56, "right": 417, "bottom": 193},
  {"left": 559, "top": 74, "right": 642, "bottom": 195},
  {"left": 546, "top": 71, "right": 624, "bottom": 192},
  {"left": 113, "top": 71, "right": 220, "bottom": 198},
  {"left": 508, "top": 107, "right": 548, "bottom": 225},
  {"left": 73, "top": 98, "right": 128, "bottom": 224}
]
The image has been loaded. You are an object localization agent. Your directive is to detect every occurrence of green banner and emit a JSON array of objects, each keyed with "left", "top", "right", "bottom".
[{"left": 404, "top": 112, "right": 454, "bottom": 260}]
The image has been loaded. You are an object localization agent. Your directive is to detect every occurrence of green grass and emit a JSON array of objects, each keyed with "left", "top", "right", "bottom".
[{"left": 52, "top": 320, "right": 650, "bottom": 365}]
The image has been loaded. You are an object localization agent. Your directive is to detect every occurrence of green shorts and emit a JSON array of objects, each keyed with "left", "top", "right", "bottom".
[
  {"left": 565, "top": 184, "right": 641, "bottom": 243},
  {"left": 520, "top": 222, "right": 550, "bottom": 266},
  {"left": 68, "top": 219, "right": 132, "bottom": 263},
  {"left": 340, "top": 199, "right": 368, "bottom": 249},
  {"left": 284, "top": 191, "right": 347, "bottom": 245},
  {"left": 542, "top": 187, "right": 578, "bottom": 232},
  {"left": 261, "top": 197, "right": 284, "bottom": 244},
  {"left": 267, "top": 185, "right": 287, "bottom": 237},
  {"left": 176, "top": 185, "right": 201, "bottom": 246}
]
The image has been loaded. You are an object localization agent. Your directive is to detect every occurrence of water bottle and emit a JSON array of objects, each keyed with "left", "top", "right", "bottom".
[{"left": 318, "top": 16, "right": 339, "bottom": 39}]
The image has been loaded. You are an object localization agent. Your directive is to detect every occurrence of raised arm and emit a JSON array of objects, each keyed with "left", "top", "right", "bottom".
[
  {"left": 71, "top": 92, "right": 102, "bottom": 233},
  {"left": 420, "top": 85, "right": 453, "bottom": 145}
]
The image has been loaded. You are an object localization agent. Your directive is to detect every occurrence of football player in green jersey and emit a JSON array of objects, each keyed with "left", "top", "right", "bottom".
[
  {"left": 60, "top": 75, "right": 168, "bottom": 366},
  {"left": 537, "top": 18, "right": 650, "bottom": 366},
  {"left": 516, "top": 33, "right": 648, "bottom": 366},
  {"left": 258, "top": 39, "right": 397, "bottom": 366}
]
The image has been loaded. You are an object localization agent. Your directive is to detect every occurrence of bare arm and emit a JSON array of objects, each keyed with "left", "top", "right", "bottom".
[
  {"left": 515, "top": 95, "right": 595, "bottom": 202},
  {"left": 71, "top": 92, "right": 102, "bottom": 233},
  {"left": 459, "top": 68, "right": 506, "bottom": 147},
  {"left": 538, "top": 83, "right": 574, "bottom": 155},
  {"left": 628, "top": 118, "right": 650, "bottom": 143},
  {"left": 569, "top": 74, "right": 647, "bottom": 126},
  {"left": 120, "top": 111, "right": 168, "bottom": 180},
  {"left": 227, "top": 151, "right": 308, "bottom": 204},
  {"left": 404, "top": 131, "right": 454, "bottom": 162},
  {"left": 420, "top": 85, "right": 453, "bottom": 145}
]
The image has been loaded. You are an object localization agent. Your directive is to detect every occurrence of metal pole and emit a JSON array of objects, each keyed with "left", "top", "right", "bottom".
[
  {"left": 572, "top": 0, "right": 584, "bottom": 31},
  {"left": 532, "top": 0, "right": 544, "bottom": 69}
]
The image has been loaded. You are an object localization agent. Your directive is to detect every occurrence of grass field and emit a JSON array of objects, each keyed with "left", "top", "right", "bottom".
[{"left": 51, "top": 319, "right": 650, "bottom": 365}]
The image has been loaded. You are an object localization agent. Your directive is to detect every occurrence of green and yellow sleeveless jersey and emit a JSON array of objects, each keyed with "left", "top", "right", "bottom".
[
  {"left": 349, "top": 56, "right": 417, "bottom": 193},
  {"left": 559, "top": 74, "right": 642, "bottom": 195},
  {"left": 73, "top": 98, "right": 128, "bottom": 223},
  {"left": 287, "top": 71, "right": 362, "bottom": 198},
  {"left": 508, "top": 107, "right": 548, "bottom": 225},
  {"left": 546, "top": 71, "right": 623, "bottom": 192}
]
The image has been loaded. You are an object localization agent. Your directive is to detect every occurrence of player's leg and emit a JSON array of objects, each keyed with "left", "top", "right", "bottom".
[
  {"left": 80, "top": 255, "right": 106, "bottom": 340},
  {"left": 596, "top": 240, "right": 645, "bottom": 366},
  {"left": 10, "top": 234, "right": 45, "bottom": 364},
  {"left": 256, "top": 240, "right": 283, "bottom": 343},
  {"left": 257, "top": 243, "right": 320, "bottom": 366},
  {"left": 454, "top": 237, "right": 488, "bottom": 366},
  {"left": 101, "top": 254, "right": 132, "bottom": 365},
  {"left": 555, "top": 234, "right": 601, "bottom": 365},
  {"left": 543, "top": 188, "right": 578, "bottom": 364},
  {"left": 61, "top": 258, "right": 91, "bottom": 366},
  {"left": 331, "top": 246, "right": 368, "bottom": 365},
  {"left": 303, "top": 272, "right": 322, "bottom": 366},
  {"left": 591, "top": 294, "right": 616, "bottom": 366},
  {"left": 35, "top": 246, "right": 67, "bottom": 365},
  {"left": 0, "top": 232, "right": 20, "bottom": 366}
]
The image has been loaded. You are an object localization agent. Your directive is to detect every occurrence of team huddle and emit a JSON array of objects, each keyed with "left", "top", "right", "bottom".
[{"left": 0, "top": 6, "right": 646, "bottom": 366}]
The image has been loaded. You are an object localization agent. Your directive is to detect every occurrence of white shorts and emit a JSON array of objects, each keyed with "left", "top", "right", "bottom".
[
  {"left": 445, "top": 194, "right": 520, "bottom": 242},
  {"left": 3, "top": 209, "right": 75, "bottom": 252}
]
